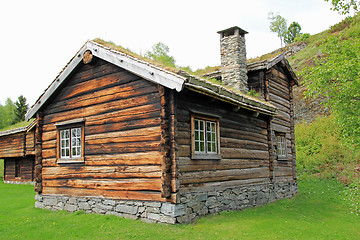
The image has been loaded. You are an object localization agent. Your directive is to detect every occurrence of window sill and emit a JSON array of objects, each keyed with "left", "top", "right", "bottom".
[
  {"left": 277, "top": 156, "right": 288, "bottom": 161},
  {"left": 191, "top": 154, "right": 221, "bottom": 160},
  {"left": 57, "top": 157, "right": 85, "bottom": 164}
]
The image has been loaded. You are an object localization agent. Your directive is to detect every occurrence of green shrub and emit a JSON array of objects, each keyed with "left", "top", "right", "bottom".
[
  {"left": 295, "top": 114, "right": 360, "bottom": 181},
  {"left": 294, "top": 33, "right": 310, "bottom": 42}
]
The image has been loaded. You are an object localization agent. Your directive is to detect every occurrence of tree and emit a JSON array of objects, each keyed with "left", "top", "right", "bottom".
[
  {"left": 13, "top": 95, "right": 28, "bottom": 124},
  {"left": 2, "top": 98, "right": 15, "bottom": 127},
  {"left": 324, "top": 0, "right": 360, "bottom": 15},
  {"left": 300, "top": 36, "right": 360, "bottom": 145},
  {"left": 268, "top": 12, "right": 288, "bottom": 47},
  {"left": 145, "top": 42, "right": 176, "bottom": 67},
  {"left": 284, "top": 22, "right": 302, "bottom": 45}
]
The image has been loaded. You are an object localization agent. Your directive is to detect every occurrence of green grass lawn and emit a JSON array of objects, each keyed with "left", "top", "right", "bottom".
[{"left": 0, "top": 180, "right": 358, "bottom": 240}]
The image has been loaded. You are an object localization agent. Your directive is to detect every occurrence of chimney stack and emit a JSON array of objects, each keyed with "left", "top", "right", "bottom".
[{"left": 217, "top": 26, "right": 249, "bottom": 93}]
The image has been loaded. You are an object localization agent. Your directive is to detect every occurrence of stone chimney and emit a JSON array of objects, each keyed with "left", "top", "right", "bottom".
[{"left": 217, "top": 26, "right": 249, "bottom": 93}]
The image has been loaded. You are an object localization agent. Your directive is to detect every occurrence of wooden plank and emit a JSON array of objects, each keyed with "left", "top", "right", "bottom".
[
  {"left": 42, "top": 186, "right": 177, "bottom": 202},
  {"left": 43, "top": 178, "right": 162, "bottom": 191},
  {"left": 180, "top": 167, "right": 270, "bottom": 184},
  {"left": 42, "top": 165, "right": 161, "bottom": 179}
]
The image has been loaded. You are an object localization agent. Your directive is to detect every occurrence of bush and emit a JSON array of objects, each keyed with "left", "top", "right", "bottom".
[
  {"left": 295, "top": 114, "right": 360, "bottom": 180},
  {"left": 294, "top": 33, "right": 310, "bottom": 42}
]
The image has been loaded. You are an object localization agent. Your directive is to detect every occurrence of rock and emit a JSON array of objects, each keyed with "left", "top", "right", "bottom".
[
  {"left": 64, "top": 204, "right": 77, "bottom": 212},
  {"left": 115, "top": 205, "right": 138, "bottom": 215}
]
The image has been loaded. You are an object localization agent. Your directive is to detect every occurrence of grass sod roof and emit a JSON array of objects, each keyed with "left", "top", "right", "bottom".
[
  {"left": 92, "top": 39, "right": 277, "bottom": 115},
  {"left": 27, "top": 38, "right": 279, "bottom": 120},
  {"left": 0, "top": 119, "right": 36, "bottom": 137}
]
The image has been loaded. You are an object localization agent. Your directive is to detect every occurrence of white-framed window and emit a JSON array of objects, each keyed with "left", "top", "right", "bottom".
[
  {"left": 56, "top": 119, "right": 85, "bottom": 163},
  {"left": 60, "top": 127, "right": 82, "bottom": 159},
  {"left": 276, "top": 134, "right": 287, "bottom": 159},
  {"left": 192, "top": 114, "right": 220, "bottom": 159}
]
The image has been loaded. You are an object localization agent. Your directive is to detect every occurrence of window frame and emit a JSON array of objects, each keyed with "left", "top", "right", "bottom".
[
  {"left": 56, "top": 119, "right": 85, "bottom": 164},
  {"left": 191, "top": 114, "right": 221, "bottom": 160},
  {"left": 276, "top": 132, "right": 288, "bottom": 160}
]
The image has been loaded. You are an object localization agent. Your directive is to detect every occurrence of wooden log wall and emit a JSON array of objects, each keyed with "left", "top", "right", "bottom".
[
  {"left": 26, "top": 128, "right": 35, "bottom": 156},
  {"left": 266, "top": 66, "right": 296, "bottom": 182},
  {"left": 0, "top": 132, "right": 25, "bottom": 158},
  {"left": 40, "top": 58, "right": 174, "bottom": 202},
  {"left": 4, "top": 157, "right": 34, "bottom": 182},
  {"left": 175, "top": 89, "right": 271, "bottom": 192}
]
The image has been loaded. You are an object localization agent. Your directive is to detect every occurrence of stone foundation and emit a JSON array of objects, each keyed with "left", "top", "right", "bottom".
[
  {"left": 4, "top": 180, "right": 35, "bottom": 185},
  {"left": 35, "top": 181, "right": 297, "bottom": 224}
]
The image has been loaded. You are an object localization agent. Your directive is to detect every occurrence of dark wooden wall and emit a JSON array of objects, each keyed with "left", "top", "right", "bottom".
[
  {"left": 0, "top": 132, "right": 25, "bottom": 158},
  {"left": 4, "top": 157, "right": 34, "bottom": 182},
  {"left": 175, "top": 89, "right": 271, "bottom": 192},
  {"left": 26, "top": 128, "right": 35, "bottom": 156},
  {"left": 39, "top": 58, "right": 173, "bottom": 201},
  {"left": 266, "top": 67, "right": 296, "bottom": 181}
]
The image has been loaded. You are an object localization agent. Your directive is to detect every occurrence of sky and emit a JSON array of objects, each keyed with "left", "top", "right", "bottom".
[{"left": 0, "top": 0, "right": 345, "bottom": 106}]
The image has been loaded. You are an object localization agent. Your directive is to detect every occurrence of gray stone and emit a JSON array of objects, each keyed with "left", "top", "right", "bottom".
[
  {"left": 114, "top": 212, "right": 138, "bottom": 220},
  {"left": 144, "top": 201, "right": 161, "bottom": 208},
  {"left": 35, "top": 201, "right": 44, "bottom": 209},
  {"left": 192, "top": 202, "right": 205, "bottom": 213},
  {"left": 103, "top": 200, "right": 116, "bottom": 206},
  {"left": 160, "top": 202, "right": 174, "bottom": 215},
  {"left": 160, "top": 214, "right": 176, "bottom": 224},
  {"left": 205, "top": 196, "right": 217, "bottom": 207},
  {"left": 145, "top": 207, "right": 160, "bottom": 214},
  {"left": 93, "top": 208, "right": 106, "bottom": 214},
  {"left": 115, "top": 205, "right": 138, "bottom": 215},
  {"left": 197, "top": 193, "right": 208, "bottom": 202},
  {"left": 68, "top": 197, "right": 77, "bottom": 205},
  {"left": 43, "top": 197, "right": 57, "bottom": 206},
  {"left": 79, "top": 202, "right": 91, "bottom": 210},
  {"left": 35, "top": 194, "right": 43, "bottom": 201},
  {"left": 147, "top": 213, "right": 161, "bottom": 222},
  {"left": 96, "top": 203, "right": 113, "bottom": 211},
  {"left": 64, "top": 204, "right": 77, "bottom": 212},
  {"left": 173, "top": 204, "right": 186, "bottom": 217},
  {"left": 138, "top": 207, "right": 146, "bottom": 214}
]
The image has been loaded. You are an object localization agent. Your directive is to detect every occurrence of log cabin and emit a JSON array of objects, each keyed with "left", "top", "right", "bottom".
[
  {"left": 5, "top": 26, "right": 298, "bottom": 223},
  {"left": 0, "top": 120, "right": 36, "bottom": 184}
]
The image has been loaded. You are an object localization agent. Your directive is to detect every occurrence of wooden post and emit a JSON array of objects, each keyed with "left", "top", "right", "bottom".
[
  {"left": 159, "top": 86, "right": 172, "bottom": 198},
  {"left": 34, "top": 112, "right": 43, "bottom": 193}
]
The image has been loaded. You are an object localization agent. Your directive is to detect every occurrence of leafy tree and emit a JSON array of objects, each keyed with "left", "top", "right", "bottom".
[
  {"left": 284, "top": 22, "right": 302, "bottom": 44},
  {"left": 268, "top": 12, "right": 288, "bottom": 47},
  {"left": 300, "top": 36, "right": 360, "bottom": 145},
  {"left": 13, "top": 95, "right": 28, "bottom": 124},
  {"left": 1, "top": 98, "right": 15, "bottom": 128},
  {"left": 324, "top": 0, "right": 360, "bottom": 15},
  {"left": 145, "top": 42, "right": 176, "bottom": 67}
]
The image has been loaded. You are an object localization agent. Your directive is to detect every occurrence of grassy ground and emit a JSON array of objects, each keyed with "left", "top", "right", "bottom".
[{"left": 0, "top": 179, "right": 358, "bottom": 240}]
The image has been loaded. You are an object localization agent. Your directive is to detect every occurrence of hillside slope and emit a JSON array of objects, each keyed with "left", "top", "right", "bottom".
[{"left": 280, "top": 15, "right": 359, "bottom": 123}]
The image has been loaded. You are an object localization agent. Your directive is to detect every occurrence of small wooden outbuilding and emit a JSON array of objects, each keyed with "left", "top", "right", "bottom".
[
  {"left": 2, "top": 27, "right": 298, "bottom": 223},
  {"left": 0, "top": 121, "right": 36, "bottom": 184}
]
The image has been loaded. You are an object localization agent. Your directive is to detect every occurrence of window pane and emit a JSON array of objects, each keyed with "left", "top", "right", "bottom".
[
  {"left": 200, "top": 142, "right": 204, "bottom": 152},
  {"left": 195, "top": 142, "right": 200, "bottom": 152}
]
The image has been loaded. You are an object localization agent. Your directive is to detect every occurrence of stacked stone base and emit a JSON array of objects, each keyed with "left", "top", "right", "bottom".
[
  {"left": 35, "top": 181, "right": 297, "bottom": 224},
  {"left": 4, "top": 180, "right": 35, "bottom": 185}
]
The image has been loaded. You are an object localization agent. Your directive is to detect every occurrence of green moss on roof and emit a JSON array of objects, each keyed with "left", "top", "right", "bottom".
[
  {"left": 0, "top": 120, "right": 33, "bottom": 132},
  {"left": 92, "top": 38, "right": 181, "bottom": 74}
]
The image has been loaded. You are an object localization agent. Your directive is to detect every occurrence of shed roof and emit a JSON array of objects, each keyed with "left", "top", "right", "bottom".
[{"left": 26, "top": 40, "right": 280, "bottom": 121}]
